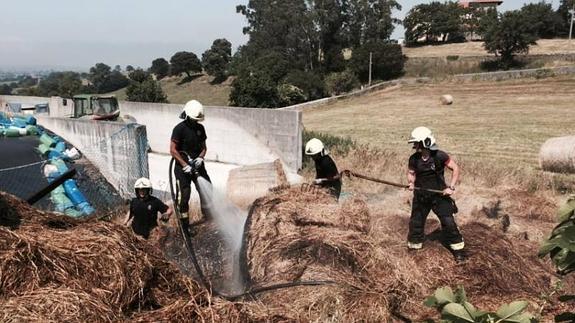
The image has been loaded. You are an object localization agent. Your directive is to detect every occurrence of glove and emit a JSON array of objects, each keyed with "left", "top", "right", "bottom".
[
  {"left": 193, "top": 157, "right": 204, "bottom": 169},
  {"left": 160, "top": 213, "right": 170, "bottom": 222},
  {"left": 313, "top": 178, "right": 326, "bottom": 185},
  {"left": 182, "top": 165, "right": 193, "bottom": 174}
]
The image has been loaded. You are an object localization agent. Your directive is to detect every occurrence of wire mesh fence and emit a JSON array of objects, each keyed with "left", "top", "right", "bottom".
[{"left": 0, "top": 122, "right": 149, "bottom": 217}]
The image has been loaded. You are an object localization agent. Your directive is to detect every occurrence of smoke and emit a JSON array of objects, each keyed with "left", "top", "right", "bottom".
[{"left": 196, "top": 177, "right": 247, "bottom": 293}]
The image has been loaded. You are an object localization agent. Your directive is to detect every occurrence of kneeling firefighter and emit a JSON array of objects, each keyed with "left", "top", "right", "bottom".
[
  {"left": 170, "top": 100, "right": 212, "bottom": 234},
  {"left": 125, "top": 177, "right": 172, "bottom": 239},
  {"left": 305, "top": 138, "right": 342, "bottom": 199},
  {"left": 406, "top": 127, "right": 466, "bottom": 262}
]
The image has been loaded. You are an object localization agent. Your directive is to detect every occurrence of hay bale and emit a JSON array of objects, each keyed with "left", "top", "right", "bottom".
[
  {"left": 0, "top": 192, "right": 211, "bottom": 320},
  {"left": 0, "top": 287, "right": 117, "bottom": 322},
  {"left": 539, "top": 136, "right": 575, "bottom": 173},
  {"left": 440, "top": 94, "right": 453, "bottom": 105}
]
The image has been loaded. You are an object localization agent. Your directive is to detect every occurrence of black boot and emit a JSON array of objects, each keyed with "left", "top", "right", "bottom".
[{"left": 180, "top": 218, "right": 191, "bottom": 237}]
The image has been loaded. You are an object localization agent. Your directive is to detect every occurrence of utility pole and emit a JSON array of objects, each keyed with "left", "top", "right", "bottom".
[
  {"left": 570, "top": 3, "right": 575, "bottom": 41},
  {"left": 368, "top": 52, "right": 372, "bottom": 87}
]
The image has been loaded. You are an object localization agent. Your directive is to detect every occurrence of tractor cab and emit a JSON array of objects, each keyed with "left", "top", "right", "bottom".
[{"left": 72, "top": 95, "right": 120, "bottom": 121}]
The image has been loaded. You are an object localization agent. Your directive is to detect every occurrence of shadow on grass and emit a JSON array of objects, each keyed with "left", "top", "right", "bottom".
[{"left": 177, "top": 73, "right": 204, "bottom": 85}]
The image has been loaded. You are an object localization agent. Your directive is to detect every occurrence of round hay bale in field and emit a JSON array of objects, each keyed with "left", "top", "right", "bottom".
[
  {"left": 440, "top": 94, "right": 453, "bottom": 105},
  {"left": 539, "top": 136, "right": 575, "bottom": 173}
]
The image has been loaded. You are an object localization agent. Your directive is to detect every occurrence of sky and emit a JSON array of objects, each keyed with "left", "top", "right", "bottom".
[{"left": 0, "top": 0, "right": 561, "bottom": 71}]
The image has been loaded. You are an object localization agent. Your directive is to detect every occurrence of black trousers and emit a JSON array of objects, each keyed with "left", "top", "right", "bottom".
[
  {"left": 407, "top": 192, "right": 463, "bottom": 248},
  {"left": 174, "top": 164, "right": 211, "bottom": 216}
]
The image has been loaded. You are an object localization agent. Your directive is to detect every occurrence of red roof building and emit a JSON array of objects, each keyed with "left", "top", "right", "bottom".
[{"left": 460, "top": 0, "right": 503, "bottom": 9}]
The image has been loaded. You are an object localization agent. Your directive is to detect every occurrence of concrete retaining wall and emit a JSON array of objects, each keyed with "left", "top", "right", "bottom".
[
  {"left": 36, "top": 115, "right": 149, "bottom": 198},
  {"left": 453, "top": 65, "right": 575, "bottom": 82},
  {"left": 120, "top": 101, "right": 303, "bottom": 170},
  {"left": 0, "top": 95, "right": 49, "bottom": 110}
]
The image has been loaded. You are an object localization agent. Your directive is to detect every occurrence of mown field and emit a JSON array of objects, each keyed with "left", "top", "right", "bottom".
[
  {"left": 303, "top": 75, "right": 575, "bottom": 171},
  {"left": 403, "top": 39, "right": 575, "bottom": 57}
]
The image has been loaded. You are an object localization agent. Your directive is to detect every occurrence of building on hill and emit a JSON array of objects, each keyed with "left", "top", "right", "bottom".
[{"left": 460, "top": 0, "right": 503, "bottom": 11}]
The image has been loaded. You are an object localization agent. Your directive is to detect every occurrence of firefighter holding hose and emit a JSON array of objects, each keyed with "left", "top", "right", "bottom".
[
  {"left": 170, "top": 100, "right": 212, "bottom": 234},
  {"left": 406, "top": 127, "right": 466, "bottom": 262},
  {"left": 125, "top": 177, "right": 172, "bottom": 239},
  {"left": 305, "top": 138, "right": 342, "bottom": 199}
]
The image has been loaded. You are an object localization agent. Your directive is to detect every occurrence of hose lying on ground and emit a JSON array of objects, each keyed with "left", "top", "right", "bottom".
[{"left": 168, "top": 157, "right": 335, "bottom": 300}]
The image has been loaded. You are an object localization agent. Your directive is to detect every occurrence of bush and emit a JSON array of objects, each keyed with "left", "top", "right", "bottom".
[
  {"left": 229, "top": 72, "right": 280, "bottom": 108},
  {"left": 325, "top": 70, "right": 359, "bottom": 95},
  {"left": 277, "top": 84, "right": 307, "bottom": 106},
  {"left": 283, "top": 70, "right": 326, "bottom": 101},
  {"left": 349, "top": 41, "right": 405, "bottom": 83}
]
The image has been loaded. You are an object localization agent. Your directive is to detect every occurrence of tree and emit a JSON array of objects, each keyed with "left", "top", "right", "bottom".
[
  {"left": 283, "top": 70, "right": 326, "bottom": 101},
  {"left": 169, "top": 51, "right": 202, "bottom": 78},
  {"left": 521, "top": 2, "right": 561, "bottom": 39},
  {"left": 556, "top": 0, "right": 575, "bottom": 37},
  {"left": 126, "top": 65, "right": 135, "bottom": 72},
  {"left": 126, "top": 69, "right": 168, "bottom": 103},
  {"left": 202, "top": 39, "right": 232, "bottom": 83},
  {"left": 0, "top": 84, "right": 11, "bottom": 95},
  {"left": 35, "top": 72, "right": 85, "bottom": 97},
  {"left": 345, "top": 0, "right": 402, "bottom": 47},
  {"left": 114, "top": 65, "right": 122, "bottom": 72},
  {"left": 404, "top": 1, "right": 465, "bottom": 46},
  {"left": 349, "top": 41, "right": 405, "bottom": 82},
  {"left": 88, "top": 63, "right": 130, "bottom": 93},
  {"left": 229, "top": 72, "right": 280, "bottom": 108},
  {"left": 483, "top": 10, "right": 539, "bottom": 68},
  {"left": 149, "top": 58, "right": 170, "bottom": 80}
]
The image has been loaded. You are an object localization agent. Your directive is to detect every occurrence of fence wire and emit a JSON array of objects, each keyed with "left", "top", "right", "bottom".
[{"left": 0, "top": 123, "right": 149, "bottom": 216}]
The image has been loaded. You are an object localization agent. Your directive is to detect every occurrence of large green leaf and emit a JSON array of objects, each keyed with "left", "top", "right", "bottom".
[
  {"left": 454, "top": 286, "right": 467, "bottom": 303},
  {"left": 557, "top": 196, "right": 575, "bottom": 222},
  {"left": 495, "top": 301, "right": 529, "bottom": 320},
  {"left": 435, "top": 287, "right": 456, "bottom": 305},
  {"left": 441, "top": 303, "right": 475, "bottom": 322},
  {"left": 424, "top": 296, "right": 439, "bottom": 308}
]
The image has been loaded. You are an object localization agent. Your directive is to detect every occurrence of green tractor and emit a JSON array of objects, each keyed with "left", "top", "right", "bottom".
[{"left": 72, "top": 95, "right": 120, "bottom": 121}]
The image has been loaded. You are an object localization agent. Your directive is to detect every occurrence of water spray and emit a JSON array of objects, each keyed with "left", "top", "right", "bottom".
[{"left": 168, "top": 157, "right": 335, "bottom": 300}]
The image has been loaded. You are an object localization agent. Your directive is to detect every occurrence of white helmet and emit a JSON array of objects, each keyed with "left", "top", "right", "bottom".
[
  {"left": 305, "top": 138, "right": 326, "bottom": 156},
  {"left": 134, "top": 177, "right": 153, "bottom": 193},
  {"left": 408, "top": 126, "right": 438, "bottom": 150},
  {"left": 182, "top": 100, "right": 204, "bottom": 121}
]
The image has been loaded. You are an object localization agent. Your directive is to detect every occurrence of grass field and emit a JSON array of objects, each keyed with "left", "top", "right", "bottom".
[
  {"left": 303, "top": 75, "right": 575, "bottom": 173},
  {"left": 109, "top": 74, "right": 231, "bottom": 105},
  {"left": 403, "top": 39, "right": 575, "bottom": 57}
]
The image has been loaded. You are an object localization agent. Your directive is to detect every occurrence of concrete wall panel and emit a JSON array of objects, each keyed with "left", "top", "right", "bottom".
[{"left": 119, "top": 101, "right": 302, "bottom": 170}]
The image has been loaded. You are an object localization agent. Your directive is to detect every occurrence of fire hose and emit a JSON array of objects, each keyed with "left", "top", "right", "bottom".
[
  {"left": 341, "top": 170, "right": 446, "bottom": 194},
  {"left": 168, "top": 157, "right": 335, "bottom": 300}
]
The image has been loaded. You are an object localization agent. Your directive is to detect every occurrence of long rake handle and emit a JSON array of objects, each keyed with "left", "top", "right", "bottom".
[{"left": 341, "top": 170, "right": 445, "bottom": 194}]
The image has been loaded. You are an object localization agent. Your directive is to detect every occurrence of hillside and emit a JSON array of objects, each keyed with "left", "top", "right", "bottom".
[
  {"left": 303, "top": 75, "right": 575, "bottom": 170},
  {"left": 403, "top": 39, "right": 575, "bottom": 58},
  {"left": 110, "top": 74, "right": 231, "bottom": 106}
]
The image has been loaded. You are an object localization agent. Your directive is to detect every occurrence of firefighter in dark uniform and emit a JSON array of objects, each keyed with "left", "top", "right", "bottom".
[
  {"left": 170, "top": 100, "right": 212, "bottom": 233},
  {"left": 125, "top": 177, "right": 172, "bottom": 239},
  {"left": 406, "top": 127, "right": 466, "bottom": 262},
  {"left": 305, "top": 138, "right": 342, "bottom": 199}
]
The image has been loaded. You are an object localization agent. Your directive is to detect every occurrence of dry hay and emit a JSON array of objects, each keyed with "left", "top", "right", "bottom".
[
  {"left": 0, "top": 191, "right": 217, "bottom": 321},
  {"left": 242, "top": 187, "right": 559, "bottom": 321},
  {"left": 539, "top": 135, "right": 575, "bottom": 173}
]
